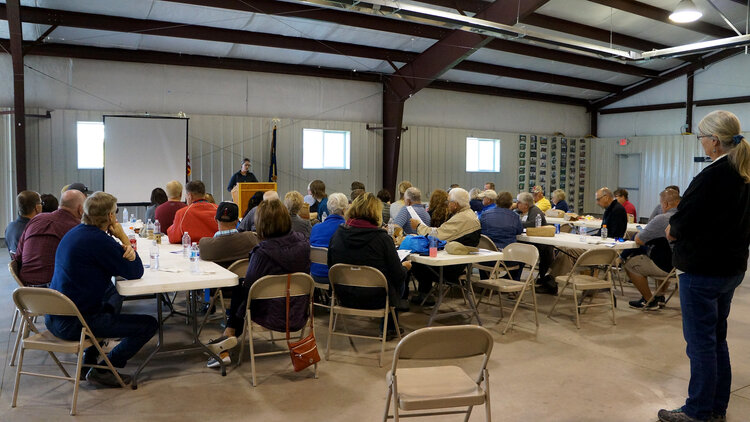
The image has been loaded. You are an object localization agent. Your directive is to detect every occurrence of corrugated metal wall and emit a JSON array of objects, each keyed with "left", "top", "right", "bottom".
[{"left": 1, "top": 108, "right": 14, "bottom": 241}]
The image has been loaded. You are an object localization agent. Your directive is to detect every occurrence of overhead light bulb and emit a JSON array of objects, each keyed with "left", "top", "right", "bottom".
[{"left": 669, "top": 0, "right": 702, "bottom": 23}]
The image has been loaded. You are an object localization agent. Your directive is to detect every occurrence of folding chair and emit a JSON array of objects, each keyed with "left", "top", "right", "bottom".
[
  {"left": 645, "top": 268, "right": 679, "bottom": 309},
  {"left": 196, "top": 258, "right": 247, "bottom": 336},
  {"left": 310, "top": 246, "right": 331, "bottom": 310},
  {"left": 383, "top": 325, "right": 494, "bottom": 422},
  {"left": 327, "top": 264, "right": 401, "bottom": 367},
  {"left": 9, "top": 261, "right": 42, "bottom": 367},
  {"left": 548, "top": 248, "right": 618, "bottom": 329},
  {"left": 11, "top": 287, "right": 126, "bottom": 415},
  {"left": 474, "top": 243, "right": 540, "bottom": 334},
  {"left": 237, "top": 272, "right": 317, "bottom": 387}
]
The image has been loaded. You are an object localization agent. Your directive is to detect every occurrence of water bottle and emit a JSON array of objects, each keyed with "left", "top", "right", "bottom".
[
  {"left": 429, "top": 228, "right": 438, "bottom": 258},
  {"left": 387, "top": 218, "right": 395, "bottom": 236},
  {"left": 579, "top": 226, "right": 587, "bottom": 242},
  {"left": 190, "top": 242, "right": 200, "bottom": 273},
  {"left": 146, "top": 219, "right": 154, "bottom": 239},
  {"left": 149, "top": 240, "right": 160, "bottom": 271},
  {"left": 130, "top": 214, "right": 136, "bottom": 224},
  {"left": 122, "top": 208, "right": 129, "bottom": 224},
  {"left": 321, "top": 211, "right": 328, "bottom": 222},
  {"left": 535, "top": 214, "right": 542, "bottom": 228},
  {"left": 154, "top": 219, "right": 161, "bottom": 235},
  {"left": 601, "top": 224, "right": 608, "bottom": 240},
  {"left": 182, "top": 232, "right": 191, "bottom": 258}
]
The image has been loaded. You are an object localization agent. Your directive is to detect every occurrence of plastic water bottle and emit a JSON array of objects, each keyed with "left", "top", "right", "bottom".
[
  {"left": 429, "top": 228, "right": 438, "bottom": 258},
  {"left": 130, "top": 214, "right": 136, "bottom": 224},
  {"left": 190, "top": 242, "right": 200, "bottom": 273},
  {"left": 122, "top": 208, "right": 129, "bottom": 224},
  {"left": 579, "top": 226, "right": 587, "bottom": 242},
  {"left": 321, "top": 211, "right": 328, "bottom": 222},
  {"left": 146, "top": 219, "right": 155, "bottom": 239},
  {"left": 182, "top": 232, "right": 191, "bottom": 258},
  {"left": 601, "top": 224, "right": 608, "bottom": 240},
  {"left": 149, "top": 240, "right": 160, "bottom": 271},
  {"left": 535, "top": 214, "right": 542, "bottom": 228},
  {"left": 387, "top": 218, "right": 395, "bottom": 236},
  {"left": 154, "top": 219, "right": 161, "bottom": 235}
]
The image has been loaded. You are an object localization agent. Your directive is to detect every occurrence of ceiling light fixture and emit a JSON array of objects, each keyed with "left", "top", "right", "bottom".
[{"left": 669, "top": 0, "right": 703, "bottom": 23}]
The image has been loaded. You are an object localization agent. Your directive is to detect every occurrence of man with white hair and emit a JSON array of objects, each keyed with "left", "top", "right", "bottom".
[
  {"left": 238, "top": 190, "right": 279, "bottom": 232},
  {"left": 408, "top": 188, "right": 481, "bottom": 305},
  {"left": 393, "top": 187, "right": 430, "bottom": 235}
]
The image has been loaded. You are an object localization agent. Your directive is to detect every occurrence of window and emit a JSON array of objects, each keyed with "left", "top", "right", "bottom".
[
  {"left": 303, "top": 128, "right": 351, "bottom": 169},
  {"left": 77, "top": 121, "right": 104, "bottom": 169},
  {"left": 466, "top": 137, "right": 501, "bottom": 172}
]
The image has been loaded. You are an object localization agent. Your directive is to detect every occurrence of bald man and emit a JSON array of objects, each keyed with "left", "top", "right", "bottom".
[
  {"left": 14, "top": 190, "right": 86, "bottom": 286},
  {"left": 238, "top": 190, "right": 279, "bottom": 232}
]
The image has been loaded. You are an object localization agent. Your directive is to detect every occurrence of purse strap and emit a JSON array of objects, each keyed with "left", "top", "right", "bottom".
[{"left": 285, "top": 273, "right": 314, "bottom": 344}]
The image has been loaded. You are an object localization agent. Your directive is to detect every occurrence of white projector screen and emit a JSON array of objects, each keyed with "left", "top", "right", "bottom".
[{"left": 103, "top": 116, "right": 188, "bottom": 204}]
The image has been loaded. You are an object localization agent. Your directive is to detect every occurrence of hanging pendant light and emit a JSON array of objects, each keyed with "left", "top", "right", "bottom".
[{"left": 669, "top": 0, "right": 703, "bottom": 23}]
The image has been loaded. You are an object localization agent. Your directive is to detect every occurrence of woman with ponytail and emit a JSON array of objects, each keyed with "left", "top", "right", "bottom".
[{"left": 659, "top": 111, "right": 750, "bottom": 422}]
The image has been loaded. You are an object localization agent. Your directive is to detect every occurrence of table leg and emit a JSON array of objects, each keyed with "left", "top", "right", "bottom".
[
  {"left": 132, "top": 293, "right": 164, "bottom": 389},
  {"left": 427, "top": 267, "right": 445, "bottom": 327}
]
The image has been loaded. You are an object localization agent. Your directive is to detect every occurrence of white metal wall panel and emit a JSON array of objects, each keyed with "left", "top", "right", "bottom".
[{"left": 1, "top": 108, "right": 14, "bottom": 239}]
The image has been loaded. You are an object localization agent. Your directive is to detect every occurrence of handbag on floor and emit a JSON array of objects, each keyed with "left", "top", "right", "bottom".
[{"left": 285, "top": 274, "right": 320, "bottom": 372}]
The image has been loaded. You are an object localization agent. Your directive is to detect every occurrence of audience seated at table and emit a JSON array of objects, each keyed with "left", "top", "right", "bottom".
[
  {"left": 478, "top": 189, "right": 497, "bottom": 217},
  {"left": 517, "top": 192, "right": 556, "bottom": 294},
  {"left": 207, "top": 199, "right": 310, "bottom": 368},
  {"left": 614, "top": 188, "right": 637, "bottom": 222},
  {"left": 46, "top": 191, "right": 158, "bottom": 387},
  {"left": 480, "top": 191, "right": 524, "bottom": 280},
  {"left": 551, "top": 189, "right": 569, "bottom": 212},
  {"left": 390, "top": 180, "right": 412, "bottom": 218},
  {"left": 14, "top": 190, "right": 85, "bottom": 286},
  {"left": 155, "top": 180, "right": 186, "bottom": 232},
  {"left": 167, "top": 180, "right": 218, "bottom": 244},
  {"left": 284, "top": 190, "right": 312, "bottom": 240},
  {"left": 328, "top": 192, "right": 410, "bottom": 331},
  {"left": 199, "top": 202, "right": 259, "bottom": 268},
  {"left": 426, "top": 189, "right": 450, "bottom": 227},
  {"left": 625, "top": 189, "right": 680, "bottom": 309},
  {"left": 469, "top": 188, "right": 483, "bottom": 213},
  {"left": 309, "top": 193, "right": 348, "bottom": 285},
  {"left": 239, "top": 191, "right": 279, "bottom": 233},
  {"left": 145, "top": 187, "right": 167, "bottom": 223},
  {"left": 532, "top": 185, "right": 551, "bottom": 212},
  {"left": 377, "top": 189, "right": 391, "bottom": 224},
  {"left": 648, "top": 185, "right": 680, "bottom": 221},
  {"left": 5, "top": 190, "right": 42, "bottom": 258},
  {"left": 408, "top": 188, "right": 481, "bottom": 305},
  {"left": 40, "top": 193, "right": 58, "bottom": 213},
  {"left": 393, "top": 187, "right": 430, "bottom": 235}
]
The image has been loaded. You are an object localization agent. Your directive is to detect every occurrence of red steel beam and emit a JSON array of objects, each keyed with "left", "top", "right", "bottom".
[{"left": 7, "top": 0, "right": 26, "bottom": 193}]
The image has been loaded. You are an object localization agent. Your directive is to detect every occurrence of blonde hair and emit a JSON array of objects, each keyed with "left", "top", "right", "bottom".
[
  {"left": 552, "top": 189, "right": 566, "bottom": 202},
  {"left": 165, "top": 180, "right": 183, "bottom": 199},
  {"left": 346, "top": 192, "right": 383, "bottom": 226},
  {"left": 82, "top": 191, "right": 117, "bottom": 229},
  {"left": 284, "top": 190, "right": 304, "bottom": 215},
  {"left": 698, "top": 110, "right": 750, "bottom": 183},
  {"left": 397, "top": 181, "right": 412, "bottom": 199}
]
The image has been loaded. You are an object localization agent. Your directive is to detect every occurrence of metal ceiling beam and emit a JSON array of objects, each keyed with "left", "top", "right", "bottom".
[
  {"left": 428, "top": 80, "right": 590, "bottom": 106},
  {"left": 7, "top": 0, "right": 26, "bottom": 193},
  {"left": 586, "top": 0, "right": 737, "bottom": 39}
]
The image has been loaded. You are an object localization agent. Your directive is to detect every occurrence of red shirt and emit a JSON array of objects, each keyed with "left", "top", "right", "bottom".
[
  {"left": 167, "top": 200, "right": 218, "bottom": 244},
  {"left": 622, "top": 200, "right": 637, "bottom": 221},
  {"left": 155, "top": 200, "right": 186, "bottom": 232},
  {"left": 14, "top": 209, "right": 80, "bottom": 285}
]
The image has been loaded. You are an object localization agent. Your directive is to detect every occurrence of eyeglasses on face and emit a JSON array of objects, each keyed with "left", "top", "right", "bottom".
[{"left": 696, "top": 134, "right": 713, "bottom": 141}]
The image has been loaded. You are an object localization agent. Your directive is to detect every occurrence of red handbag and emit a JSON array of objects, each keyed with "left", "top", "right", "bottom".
[{"left": 286, "top": 274, "right": 320, "bottom": 372}]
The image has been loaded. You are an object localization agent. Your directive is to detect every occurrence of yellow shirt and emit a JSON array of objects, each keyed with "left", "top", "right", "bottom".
[{"left": 535, "top": 197, "right": 551, "bottom": 212}]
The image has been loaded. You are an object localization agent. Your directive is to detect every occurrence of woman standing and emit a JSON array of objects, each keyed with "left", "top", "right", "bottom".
[
  {"left": 226, "top": 158, "right": 258, "bottom": 193},
  {"left": 659, "top": 110, "right": 750, "bottom": 422}
]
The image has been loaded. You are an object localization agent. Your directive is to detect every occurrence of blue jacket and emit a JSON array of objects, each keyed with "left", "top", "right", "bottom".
[
  {"left": 480, "top": 207, "right": 523, "bottom": 250},
  {"left": 552, "top": 200, "right": 569, "bottom": 212},
  {"left": 478, "top": 203, "right": 496, "bottom": 218},
  {"left": 309, "top": 213, "right": 345, "bottom": 278}
]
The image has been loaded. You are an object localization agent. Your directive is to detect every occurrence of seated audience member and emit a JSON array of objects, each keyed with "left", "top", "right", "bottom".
[
  {"left": 393, "top": 187, "right": 430, "bottom": 235},
  {"left": 239, "top": 190, "right": 279, "bottom": 232},
  {"left": 532, "top": 185, "right": 551, "bottom": 212},
  {"left": 449, "top": 183, "right": 460, "bottom": 189},
  {"left": 469, "top": 188, "right": 483, "bottom": 213},
  {"left": 350, "top": 181, "right": 365, "bottom": 200},
  {"left": 389, "top": 180, "right": 412, "bottom": 218},
  {"left": 145, "top": 187, "right": 168, "bottom": 223},
  {"left": 480, "top": 191, "right": 523, "bottom": 251},
  {"left": 517, "top": 192, "right": 556, "bottom": 294},
  {"left": 284, "top": 191, "right": 312, "bottom": 239},
  {"left": 551, "top": 189, "right": 569, "bottom": 212},
  {"left": 377, "top": 189, "right": 392, "bottom": 224},
  {"left": 14, "top": 190, "right": 85, "bottom": 286},
  {"left": 167, "top": 180, "right": 218, "bottom": 243},
  {"left": 328, "top": 192, "right": 410, "bottom": 326},
  {"left": 40, "top": 193, "right": 59, "bottom": 213},
  {"left": 310, "top": 193, "right": 348, "bottom": 284},
  {"left": 308, "top": 179, "right": 329, "bottom": 217},
  {"left": 206, "top": 199, "right": 310, "bottom": 367},
  {"left": 409, "top": 188, "right": 481, "bottom": 304},
  {"left": 626, "top": 189, "right": 680, "bottom": 309},
  {"left": 648, "top": 185, "right": 680, "bottom": 221},
  {"left": 427, "top": 189, "right": 450, "bottom": 227},
  {"left": 240, "top": 191, "right": 264, "bottom": 223},
  {"left": 46, "top": 192, "right": 158, "bottom": 387},
  {"left": 614, "top": 188, "right": 637, "bottom": 221},
  {"left": 199, "top": 202, "right": 259, "bottom": 267},
  {"left": 5, "top": 191, "right": 42, "bottom": 258},
  {"left": 596, "top": 187, "right": 628, "bottom": 238},
  {"left": 484, "top": 182, "right": 495, "bottom": 191},
  {"left": 205, "top": 193, "right": 216, "bottom": 204},
  {"left": 61, "top": 182, "right": 92, "bottom": 196},
  {"left": 155, "top": 180, "right": 187, "bottom": 232},
  {"left": 478, "top": 189, "right": 497, "bottom": 217},
  {"left": 351, "top": 188, "right": 365, "bottom": 203}
]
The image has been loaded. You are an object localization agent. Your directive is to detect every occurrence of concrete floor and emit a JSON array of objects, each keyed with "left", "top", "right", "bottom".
[{"left": 0, "top": 248, "right": 749, "bottom": 421}]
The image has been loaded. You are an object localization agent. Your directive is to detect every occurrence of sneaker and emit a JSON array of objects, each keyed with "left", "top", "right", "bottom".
[
  {"left": 85, "top": 367, "right": 131, "bottom": 388},
  {"left": 629, "top": 297, "right": 659, "bottom": 310},
  {"left": 654, "top": 295, "right": 667, "bottom": 308},
  {"left": 396, "top": 298, "right": 410, "bottom": 312},
  {"left": 206, "top": 335, "right": 237, "bottom": 355},
  {"left": 207, "top": 351, "right": 230, "bottom": 369},
  {"left": 658, "top": 407, "right": 704, "bottom": 422},
  {"left": 535, "top": 282, "right": 557, "bottom": 295},
  {"left": 197, "top": 303, "right": 215, "bottom": 315}
]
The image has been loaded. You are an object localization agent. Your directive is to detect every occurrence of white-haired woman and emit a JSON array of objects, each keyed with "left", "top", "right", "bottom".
[
  {"left": 284, "top": 190, "right": 311, "bottom": 239},
  {"left": 659, "top": 111, "right": 750, "bottom": 422},
  {"left": 309, "top": 192, "right": 348, "bottom": 285},
  {"left": 517, "top": 192, "right": 556, "bottom": 294}
]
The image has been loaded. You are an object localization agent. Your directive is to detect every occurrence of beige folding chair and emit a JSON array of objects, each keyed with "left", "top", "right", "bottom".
[
  {"left": 383, "top": 325, "right": 494, "bottom": 422},
  {"left": 474, "top": 243, "right": 540, "bottom": 334},
  {"left": 645, "top": 268, "right": 679, "bottom": 309},
  {"left": 548, "top": 248, "right": 619, "bottom": 329},
  {"left": 11, "top": 287, "right": 126, "bottom": 415},
  {"left": 237, "top": 272, "right": 317, "bottom": 387},
  {"left": 310, "top": 246, "right": 331, "bottom": 310},
  {"left": 9, "top": 261, "right": 24, "bottom": 332},
  {"left": 197, "top": 258, "right": 247, "bottom": 336},
  {"left": 327, "top": 264, "right": 401, "bottom": 367}
]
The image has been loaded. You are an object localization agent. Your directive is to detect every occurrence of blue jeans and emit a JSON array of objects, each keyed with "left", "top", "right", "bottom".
[{"left": 678, "top": 272, "right": 744, "bottom": 419}]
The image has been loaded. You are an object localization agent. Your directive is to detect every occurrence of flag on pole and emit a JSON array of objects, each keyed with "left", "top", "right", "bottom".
[
  {"left": 268, "top": 125, "right": 278, "bottom": 182},
  {"left": 186, "top": 154, "right": 191, "bottom": 177}
]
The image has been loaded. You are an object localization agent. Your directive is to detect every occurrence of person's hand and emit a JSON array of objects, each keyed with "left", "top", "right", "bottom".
[
  {"left": 402, "top": 261, "right": 412, "bottom": 270},
  {"left": 122, "top": 244, "right": 136, "bottom": 261},
  {"left": 665, "top": 224, "right": 676, "bottom": 241},
  {"left": 109, "top": 220, "right": 127, "bottom": 240},
  {"left": 409, "top": 219, "right": 420, "bottom": 230}
]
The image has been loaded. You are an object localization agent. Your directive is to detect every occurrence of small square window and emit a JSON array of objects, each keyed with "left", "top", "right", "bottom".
[
  {"left": 466, "top": 137, "right": 501, "bottom": 172},
  {"left": 303, "top": 128, "right": 351, "bottom": 169},
  {"left": 77, "top": 121, "right": 104, "bottom": 169}
]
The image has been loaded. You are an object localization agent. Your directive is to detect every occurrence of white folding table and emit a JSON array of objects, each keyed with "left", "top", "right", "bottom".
[
  {"left": 116, "top": 237, "right": 239, "bottom": 388},
  {"left": 516, "top": 232, "right": 637, "bottom": 250},
  {"left": 545, "top": 217, "right": 642, "bottom": 236}
]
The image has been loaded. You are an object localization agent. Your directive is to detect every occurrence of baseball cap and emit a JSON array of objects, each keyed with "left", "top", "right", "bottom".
[
  {"left": 478, "top": 189, "right": 497, "bottom": 200},
  {"left": 216, "top": 202, "right": 239, "bottom": 222},
  {"left": 531, "top": 185, "right": 544, "bottom": 194},
  {"left": 445, "top": 241, "right": 479, "bottom": 255},
  {"left": 65, "top": 182, "right": 91, "bottom": 195}
]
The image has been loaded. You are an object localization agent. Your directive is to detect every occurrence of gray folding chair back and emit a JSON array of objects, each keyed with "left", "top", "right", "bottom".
[
  {"left": 478, "top": 235, "right": 498, "bottom": 252},
  {"left": 573, "top": 248, "right": 618, "bottom": 269},
  {"left": 501, "top": 242, "right": 539, "bottom": 269},
  {"left": 9, "top": 261, "right": 24, "bottom": 288},
  {"left": 226, "top": 258, "right": 249, "bottom": 279},
  {"left": 393, "top": 325, "right": 493, "bottom": 362},
  {"left": 329, "top": 264, "right": 389, "bottom": 289},
  {"left": 310, "top": 246, "right": 328, "bottom": 266}
]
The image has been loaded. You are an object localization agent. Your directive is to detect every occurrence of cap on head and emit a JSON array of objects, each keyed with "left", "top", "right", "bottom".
[
  {"left": 215, "top": 202, "right": 239, "bottom": 222},
  {"left": 478, "top": 190, "right": 497, "bottom": 200},
  {"left": 66, "top": 182, "right": 91, "bottom": 195}
]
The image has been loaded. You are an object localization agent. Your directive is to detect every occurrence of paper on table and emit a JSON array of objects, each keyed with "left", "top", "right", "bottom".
[
  {"left": 397, "top": 250, "right": 411, "bottom": 262},
  {"left": 406, "top": 206, "right": 424, "bottom": 225}
]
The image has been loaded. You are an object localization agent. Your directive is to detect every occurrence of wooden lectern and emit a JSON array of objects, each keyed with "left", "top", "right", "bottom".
[{"left": 232, "top": 182, "right": 277, "bottom": 217}]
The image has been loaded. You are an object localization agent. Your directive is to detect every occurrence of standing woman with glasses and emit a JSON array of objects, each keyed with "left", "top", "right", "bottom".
[{"left": 658, "top": 110, "right": 750, "bottom": 422}]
